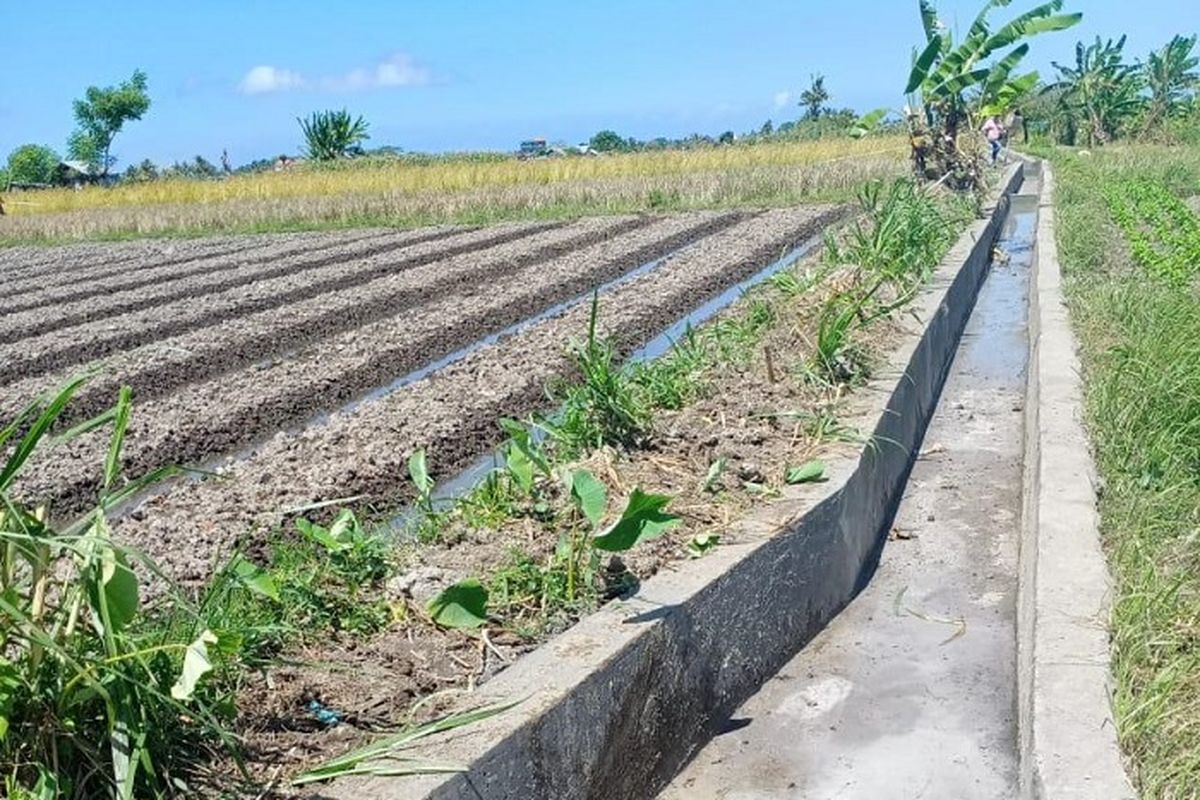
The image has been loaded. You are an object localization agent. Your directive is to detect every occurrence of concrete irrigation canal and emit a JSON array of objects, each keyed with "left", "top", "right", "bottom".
[
  {"left": 0, "top": 160, "right": 1133, "bottom": 799},
  {"left": 337, "top": 162, "right": 1133, "bottom": 800}
]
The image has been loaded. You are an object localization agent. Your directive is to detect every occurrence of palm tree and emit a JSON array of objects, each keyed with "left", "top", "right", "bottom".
[
  {"left": 904, "top": 0, "right": 1081, "bottom": 184},
  {"left": 800, "top": 74, "right": 831, "bottom": 120},
  {"left": 297, "top": 110, "right": 371, "bottom": 161},
  {"left": 1143, "top": 35, "right": 1199, "bottom": 133},
  {"left": 1046, "top": 37, "right": 1143, "bottom": 145}
]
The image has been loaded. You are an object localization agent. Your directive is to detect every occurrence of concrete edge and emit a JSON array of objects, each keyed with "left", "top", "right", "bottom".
[
  {"left": 1016, "top": 160, "right": 1136, "bottom": 799},
  {"left": 313, "top": 163, "right": 1025, "bottom": 800}
]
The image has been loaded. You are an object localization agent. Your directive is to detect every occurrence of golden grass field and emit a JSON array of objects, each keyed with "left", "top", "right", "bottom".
[{"left": 0, "top": 137, "right": 908, "bottom": 243}]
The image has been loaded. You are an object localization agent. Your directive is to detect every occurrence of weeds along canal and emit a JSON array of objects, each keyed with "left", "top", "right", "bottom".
[{"left": 660, "top": 175, "right": 1041, "bottom": 800}]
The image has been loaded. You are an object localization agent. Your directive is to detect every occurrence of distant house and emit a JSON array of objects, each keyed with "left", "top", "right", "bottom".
[
  {"left": 517, "top": 138, "right": 549, "bottom": 159},
  {"left": 56, "top": 160, "right": 107, "bottom": 187}
]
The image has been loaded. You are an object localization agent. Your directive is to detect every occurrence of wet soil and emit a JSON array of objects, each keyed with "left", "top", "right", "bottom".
[
  {"left": 0, "top": 228, "right": 402, "bottom": 312},
  {"left": 21, "top": 213, "right": 743, "bottom": 516},
  {"left": 0, "top": 220, "right": 561, "bottom": 382}
]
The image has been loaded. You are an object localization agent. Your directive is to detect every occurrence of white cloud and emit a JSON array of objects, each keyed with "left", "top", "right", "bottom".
[
  {"left": 239, "top": 65, "right": 305, "bottom": 95},
  {"left": 237, "top": 53, "right": 431, "bottom": 96},
  {"left": 773, "top": 90, "right": 792, "bottom": 110}
]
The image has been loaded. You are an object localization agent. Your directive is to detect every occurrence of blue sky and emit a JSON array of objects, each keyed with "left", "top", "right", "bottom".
[{"left": 0, "top": 1, "right": 1192, "bottom": 167}]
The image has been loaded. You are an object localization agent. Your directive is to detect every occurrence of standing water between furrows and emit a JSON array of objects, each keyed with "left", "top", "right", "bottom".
[{"left": 660, "top": 171, "right": 1041, "bottom": 799}]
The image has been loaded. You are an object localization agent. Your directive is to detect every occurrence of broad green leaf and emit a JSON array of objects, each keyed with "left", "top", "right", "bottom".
[
  {"left": 982, "top": 43, "right": 1031, "bottom": 100},
  {"left": 500, "top": 418, "right": 552, "bottom": 477},
  {"left": 850, "top": 108, "right": 889, "bottom": 139},
  {"left": 0, "top": 656, "right": 21, "bottom": 741},
  {"left": 505, "top": 444, "right": 534, "bottom": 493},
  {"left": 785, "top": 460, "right": 828, "bottom": 485},
  {"left": 89, "top": 524, "right": 139, "bottom": 634},
  {"left": 571, "top": 469, "right": 607, "bottom": 528},
  {"left": 918, "top": 0, "right": 941, "bottom": 43},
  {"left": 296, "top": 518, "right": 346, "bottom": 552},
  {"left": 408, "top": 449, "right": 434, "bottom": 496},
  {"left": 426, "top": 579, "right": 489, "bottom": 629},
  {"left": 907, "top": 36, "right": 944, "bottom": 94},
  {"left": 593, "top": 489, "right": 681, "bottom": 552},
  {"left": 171, "top": 629, "right": 218, "bottom": 701},
  {"left": 229, "top": 554, "right": 280, "bottom": 601}
]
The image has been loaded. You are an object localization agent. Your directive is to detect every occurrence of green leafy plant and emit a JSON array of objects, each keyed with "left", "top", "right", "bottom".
[
  {"left": 0, "top": 381, "right": 229, "bottom": 798},
  {"left": 298, "top": 109, "right": 371, "bottom": 161},
  {"left": 1046, "top": 35, "right": 1144, "bottom": 145},
  {"left": 903, "top": 0, "right": 1080, "bottom": 184},
  {"left": 281, "top": 510, "right": 392, "bottom": 634},
  {"left": 426, "top": 579, "right": 489, "bottom": 630},
  {"left": 543, "top": 294, "right": 651, "bottom": 455},
  {"left": 785, "top": 460, "right": 828, "bottom": 484}
]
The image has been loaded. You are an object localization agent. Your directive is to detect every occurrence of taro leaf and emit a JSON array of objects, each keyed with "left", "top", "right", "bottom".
[
  {"left": 426, "top": 579, "right": 489, "bottom": 629},
  {"left": 171, "top": 629, "right": 218, "bottom": 701},
  {"left": 571, "top": 469, "right": 607, "bottom": 528},
  {"left": 229, "top": 554, "right": 280, "bottom": 602},
  {"left": 0, "top": 656, "right": 20, "bottom": 741},
  {"left": 593, "top": 489, "right": 680, "bottom": 553},
  {"left": 785, "top": 460, "right": 827, "bottom": 485},
  {"left": 408, "top": 448, "right": 434, "bottom": 496},
  {"left": 686, "top": 533, "right": 721, "bottom": 558},
  {"left": 500, "top": 417, "right": 551, "bottom": 477},
  {"left": 506, "top": 444, "right": 534, "bottom": 494},
  {"left": 93, "top": 538, "right": 139, "bottom": 634}
]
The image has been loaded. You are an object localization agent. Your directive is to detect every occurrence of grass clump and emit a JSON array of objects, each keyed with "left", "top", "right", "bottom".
[
  {"left": 810, "top": 178, "right": 973, "bottom": 383},
  {"left": 0, "top": 382, "right": 232, "bottom": 798},
  {"left": 1049, "top": 144, "right": 1200, "bottom": 798}
]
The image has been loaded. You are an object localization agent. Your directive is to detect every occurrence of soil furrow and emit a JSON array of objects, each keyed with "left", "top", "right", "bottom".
[
  {"left": 0, "top": 220, "right": 564, "bottom": 383},
  {"left": 0, "top": 227, "right": 461, "bottom": 339},
  {"left": 22, "top": 212, "right": 741, "bottom": 515},
  {"left": 0, "top": 233, "right": 286, "bottom": 284},
  {"left": 110, "top": 206, "right": 845, "bottom": 581},
  {"left": 0, "top": 216, "right": 655, "bottom": 423},
  {"left": 0, "top": 227, "right": 410, "bottom": 312}
]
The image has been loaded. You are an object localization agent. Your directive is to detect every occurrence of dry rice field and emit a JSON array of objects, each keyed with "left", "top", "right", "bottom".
[{"left": 0, "top": 205, "right": 848, "bottom": 582}]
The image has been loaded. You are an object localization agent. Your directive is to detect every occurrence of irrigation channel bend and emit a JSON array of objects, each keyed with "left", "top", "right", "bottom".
[{"left": 661, "top": 177, "right": 1041, "bottom": 799}]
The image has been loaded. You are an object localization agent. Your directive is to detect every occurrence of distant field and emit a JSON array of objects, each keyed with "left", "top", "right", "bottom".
[{"left": 0, "top": 137, "right": 906, "bottom": 244}]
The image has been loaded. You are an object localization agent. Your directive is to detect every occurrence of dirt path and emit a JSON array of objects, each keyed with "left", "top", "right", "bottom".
[{"left": 660, "top": 197, "right": 1036, "bottom": 800}]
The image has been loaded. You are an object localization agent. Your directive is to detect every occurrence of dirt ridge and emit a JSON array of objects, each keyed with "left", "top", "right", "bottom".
[
  {"left": 22, "top": 212, "right": 744, "bottom": 516},
  {"left": 0, "top": 227, "right": 416, "bottom": 315},
  {"left": 0, "top": 220, "right": 565, "bottom": 382},
  {"left": 114, "top": 206, "right": 844, "bottom": 582}
]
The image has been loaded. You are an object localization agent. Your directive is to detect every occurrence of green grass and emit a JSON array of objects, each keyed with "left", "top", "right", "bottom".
[{"left": 1047, "top": 144, "right": 1200, "bottom": 798}]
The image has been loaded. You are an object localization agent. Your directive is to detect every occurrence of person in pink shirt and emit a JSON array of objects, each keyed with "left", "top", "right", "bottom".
[{"left": 982, "top": 116, "right": 1005, "bottom": 164}]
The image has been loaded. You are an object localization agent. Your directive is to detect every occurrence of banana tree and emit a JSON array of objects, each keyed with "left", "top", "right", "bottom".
[
  {"left": 905, "top": 0, "right": 1081, "bottom": 183},
  {"left": 1046, "top": 36, "right": 1143, "bottom": 145},
  {"left": 1143, "top": 34, "right": 1199, "bottom": 134}
]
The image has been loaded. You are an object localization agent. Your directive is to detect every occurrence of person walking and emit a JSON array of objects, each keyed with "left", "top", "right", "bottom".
[{"left": 982, "top": 116, "right": 1005, "bottom": 164}]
